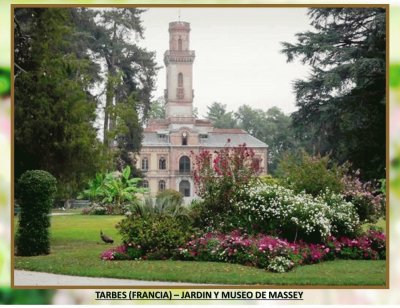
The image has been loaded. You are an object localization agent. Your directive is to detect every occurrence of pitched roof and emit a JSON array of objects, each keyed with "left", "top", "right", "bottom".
[{"left": 142, "top": 131, "right": 267, "bottom": 148}]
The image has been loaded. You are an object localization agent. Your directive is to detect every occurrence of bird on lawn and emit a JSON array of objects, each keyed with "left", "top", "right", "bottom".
[{"left": 100, "top": 230, "right": 114, "bottom": 244}]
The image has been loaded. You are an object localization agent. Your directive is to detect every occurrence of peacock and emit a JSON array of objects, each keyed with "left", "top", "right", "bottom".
[{"left": 100, "top": 230, "right": 114, "bottom": 244}]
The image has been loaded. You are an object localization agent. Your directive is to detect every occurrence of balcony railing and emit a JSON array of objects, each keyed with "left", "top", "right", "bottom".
[{"left": 174, "top": 170, "right": 192, "bottom": 176}]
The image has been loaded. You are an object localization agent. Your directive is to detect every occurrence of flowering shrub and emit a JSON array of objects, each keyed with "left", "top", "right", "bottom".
[
  {"left": 100, "top": 245, "right": 128, "bottom": 261},
  {"left": 101, "top": 229, "right": 386, "bottom": 273},
  {"left": 320, "top": 191, "right": 360, "bottom": 237},
  {"left": 342, "top": 171, "right": 385, "bottom": 223},
  {"left": 234, "top": 183, "right": 359, "bottom": 242},
  {"left": 267, "top": 256, "right": 294, "bottom": 273},
  {"left": 192, "top": 142, "right": 261, "bottom": 199},
  {"left": 191, "top": 142, "right": 261, "bottom": 229},
  {"left": 326, "top": 229, "right": 386, "bottom": 260},
  {"left": 178, "top": 230, "right": 386, "bottom": 272}
]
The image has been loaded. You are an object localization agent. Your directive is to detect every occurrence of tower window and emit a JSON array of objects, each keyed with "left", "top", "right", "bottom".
[
  {"left": 179, "top": 156, "right": 191, "bottom": 173},
  {"left": 158, "top": 180, "right": 166, "bottom": 192},
  {"left": 159, "top": 157, "right": 166, "bottom": 170},
  {"left": 178, "top": 73, "right": 183, "bottom": 87},
  {"left": 141, "top": 157, "right": 149, "bottom": 171},
  {"left": 182, "top": 131, "right": 188, "bottom": 145},
  {"left": 142, "top": 180, "right": 149, "bottom": 188},
  {"left": 178, "top": 37, "right": 182, "bottom": 51}
]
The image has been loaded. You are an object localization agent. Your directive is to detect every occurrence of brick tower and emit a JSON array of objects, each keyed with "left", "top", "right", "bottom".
[{"left": 164, "top": 22, "right": 195, "bottom": 120}]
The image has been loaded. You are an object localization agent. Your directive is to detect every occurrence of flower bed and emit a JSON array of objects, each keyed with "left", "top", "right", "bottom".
[
  {"left": 100, "top": 229, "right": 386, "bottom": 273},
  {"left": 233, "top": 183, "right": 359, "bottom": 241}
]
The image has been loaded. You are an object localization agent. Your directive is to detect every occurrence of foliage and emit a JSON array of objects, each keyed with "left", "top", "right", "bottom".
[
  {"left": 326, "top": 229, "right": 386, "bottom": 260},
  {"left": 276, "top": 149, "right": 347, "bottom": 196},
  {"left": 281, "top": 8, "right": 386, "bottom": 180},
  {"left": 147, "top": 96, "right": 166, "bottom": 120},
  {"left": 15, "top": 170, "right": 57, "bottom": 256},
  {"left": 80, "top": 8, "right": 158, "bottom": 160},
  {"left": 156, "top": 189, "right": 183, "bottom": 205},
  {"left": 14, "top": 215, "right": 386, "bottom": 285},
  {"left": 78, "top": 166, "right": 147, "bottom": 213},
  {"left": 235, "top": 105, "right": 296, "bottom": 173},
  {"left": 14, "top": 8, "right": 110, "bottom": 200},
  {"left": 205, "top": 103, "right": 296, "bottom": 173},
  {"left": 127, "top": 194, "right": 190, "bottom": 223},
  {"left": 192, "top": 142, "right": 261, "bottom": 214},
  {"left": 267, "top": 256, "right": 295, "bottom": 273},
  {"left": 116, "top": 215, "right": 192, "bottom": 259},
  {"left": 234, "top": 183, "right": 360, "bottom": 242},
  {"left": 176, "top": 229, "right": 385, "bottom": 273},
  {"left": 341, "top": 171, "right": 385, "bottom": 222},
  {"left": 206, "top": 102, "right": 238, "bottom": 129}
]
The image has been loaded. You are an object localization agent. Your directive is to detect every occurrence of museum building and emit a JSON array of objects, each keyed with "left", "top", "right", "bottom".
[{"left": 136, "top": 21, "right": 268, "bottom": 199}]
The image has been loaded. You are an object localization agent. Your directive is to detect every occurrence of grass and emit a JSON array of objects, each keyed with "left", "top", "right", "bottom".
[{"left": 14, "top": 215, "right": 387, "bottom": 286}]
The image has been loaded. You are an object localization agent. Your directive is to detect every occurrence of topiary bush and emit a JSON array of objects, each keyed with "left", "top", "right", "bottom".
[{"left": 15, "top": 170, "right": 57, "bottom": 256}]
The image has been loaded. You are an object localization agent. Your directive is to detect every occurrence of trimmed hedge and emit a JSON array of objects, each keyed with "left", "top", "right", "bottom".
[{"left": 16, "top": 170, "right": 57, "bottom": 256}]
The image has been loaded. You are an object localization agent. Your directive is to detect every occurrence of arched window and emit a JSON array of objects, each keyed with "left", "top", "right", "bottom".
[
  {"left": 159, "top": 157, "right": 166, "bottom": 170},
  {"left": 141, "top": 157, "right": 148, "bottom": 171},
  {"left": 179, "top": 180, "right": 191, "bottom": 197},
  {"left": 178, "top": 37, "right": 182, "bottom": 51},
  {"left": 142, "top": 180, "right": 149, "bottom": 188},
  {"left": 182, "top": 131, "right": 188, "bottom": 145},
  {"left": 158, "top": 180, "right": 166, "bottom": 192},
  {"left": 178, "top": 72, "right": 183, "bottom": 87},
  {"left": 179, "top": 156, "right": 191, "bottom": 173}
]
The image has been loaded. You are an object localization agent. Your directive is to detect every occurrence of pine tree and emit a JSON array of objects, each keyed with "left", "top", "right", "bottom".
[{"left": 281, "top": 8, "right": 386, "bottom": 180}]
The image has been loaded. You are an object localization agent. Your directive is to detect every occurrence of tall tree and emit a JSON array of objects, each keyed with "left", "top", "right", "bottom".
[
  {"left": 206, "top": 102, "right": 237, "bottom": 128},
  {"left": 85, "top": 9, "right": 158, "bottom": 161},
  {"left": 14, "top": 8, "right": 109, "bottom": 199},
  {"left": 235, "top": 105, "right": 296, "bottom": 173},
  {"left": 281, "top": 8, "right": 386, "bottom": 180},
  {"left": 147, "top": 96, "right": 166, "bottom": 120}
]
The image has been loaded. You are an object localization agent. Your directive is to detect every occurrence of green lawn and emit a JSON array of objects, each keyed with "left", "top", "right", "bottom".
[{"left": 14, "top": 215, "right": 387, "bottom": 286}]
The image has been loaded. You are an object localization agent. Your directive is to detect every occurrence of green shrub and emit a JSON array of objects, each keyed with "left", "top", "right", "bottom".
[
  {"left": 276, "top": 150, "right": 347, "bottom": 196},
  {"left": 156, "top": 189, "right": 183, "bottom": 205},
  {"left": 16, "top": 170, "right": 57, "bottom": 256},
  {"left": 342, "top": 171, "right": 385, "bottom": 223},
  {"left": 128, "top": 196, "right": 191, "bottom": 223},
  {"left": 116, "top": 215, "right": 191, "bottom": 258},
  {"left": 78, "top": 166, "right": 147, "bottom": 213}
]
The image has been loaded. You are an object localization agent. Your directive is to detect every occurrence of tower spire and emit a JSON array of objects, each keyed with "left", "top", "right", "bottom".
[{"left": 178, "top": 9, "right": 181, "bottom": 21}]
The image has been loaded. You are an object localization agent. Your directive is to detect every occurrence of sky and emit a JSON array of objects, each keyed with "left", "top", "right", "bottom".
[{"left": 139, "top": 8, "right": 313, "bottom": 117}]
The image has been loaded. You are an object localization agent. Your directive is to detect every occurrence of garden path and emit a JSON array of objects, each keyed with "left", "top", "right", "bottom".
[{"left": 14, "top": 270, "right": 215, "bottom": 286}]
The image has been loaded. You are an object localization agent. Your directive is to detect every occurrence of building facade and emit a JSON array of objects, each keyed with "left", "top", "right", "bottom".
[{"left": 136, "top": 21, "right": 268, "bottom": 199}]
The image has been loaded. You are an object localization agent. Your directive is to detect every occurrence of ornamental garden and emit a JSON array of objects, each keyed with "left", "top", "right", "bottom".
[{"left": 14, "top": 143, "right": 387, "bottom": 285}]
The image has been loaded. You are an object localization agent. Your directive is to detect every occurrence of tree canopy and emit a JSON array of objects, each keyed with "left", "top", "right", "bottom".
[
  {"left": 14, "top": 8, "right": 111, "bottom": 199},
  {"left": 281, "top": 8, "right": 386, "bottom": 180},
  {"left": 14, "top": 8, "right": 158, "bottom": 198}
]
